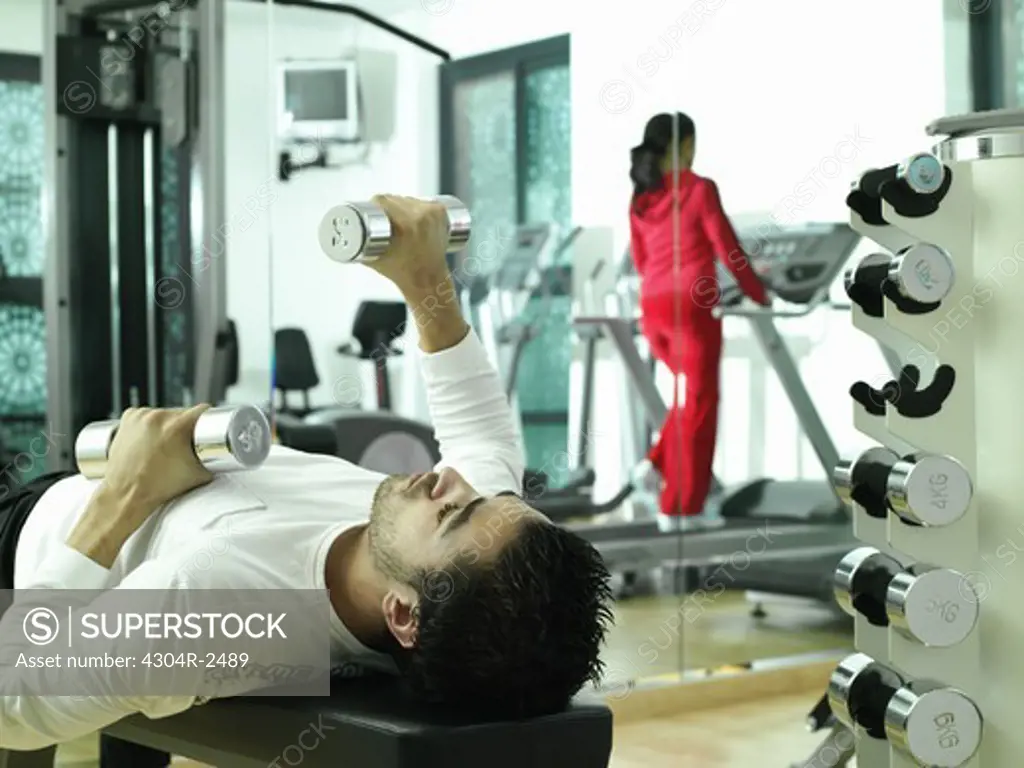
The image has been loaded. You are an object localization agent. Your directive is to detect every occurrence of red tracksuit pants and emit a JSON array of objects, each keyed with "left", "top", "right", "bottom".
[{"left": 640, "top": 292, "right": 722, "bottom": 517}]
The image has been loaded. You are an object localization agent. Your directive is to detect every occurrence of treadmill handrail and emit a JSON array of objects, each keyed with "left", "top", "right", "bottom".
[
  {"left": 713, "top": 281, "right": 837, "bottom": 319},
  {"left": 578, "top": 258, "right": 608, "bottom": 316},
  {"left": 550, "top": 225, "right": 585, "bottom": 263}
]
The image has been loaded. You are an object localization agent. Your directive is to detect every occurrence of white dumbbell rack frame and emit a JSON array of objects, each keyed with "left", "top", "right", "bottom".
[{"left": 842, "top": 109, "right": 1024, "bottom": 768}]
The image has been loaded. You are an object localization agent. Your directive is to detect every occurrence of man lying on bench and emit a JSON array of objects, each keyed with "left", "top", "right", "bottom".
[{"left": 0, "top": 196, "right": 615, "bottom": 759}]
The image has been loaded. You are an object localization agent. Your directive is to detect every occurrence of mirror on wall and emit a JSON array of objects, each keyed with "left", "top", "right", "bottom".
[
  {"left": 567, "top": 0, "right": 954, "bottom": 688},
  {"left": 258, "top": 0, "right": 426, "bottom": 465},
  {"left": 246, "top": 0, "right": 969, "bottom": 699}
]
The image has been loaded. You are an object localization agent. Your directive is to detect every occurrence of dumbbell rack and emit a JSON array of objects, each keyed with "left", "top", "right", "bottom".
[{"left": 826, "top": 108, "right": 1024, "bottom": 767}]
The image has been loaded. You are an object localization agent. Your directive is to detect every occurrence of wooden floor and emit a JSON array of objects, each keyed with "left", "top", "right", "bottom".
[
  {"left": 610, "top": 691, "right": 854, "bottom": 767},
  {"left": 604, "top": 589, "right": 852, "bottom": 682},
  {"left": 52, "top": 590, "right": 853, "bottom": 767}
]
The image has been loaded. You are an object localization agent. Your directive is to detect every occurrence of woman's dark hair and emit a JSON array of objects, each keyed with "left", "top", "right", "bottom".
[{"left": 630, "top": 112, "right": 696, "bottom": 207}]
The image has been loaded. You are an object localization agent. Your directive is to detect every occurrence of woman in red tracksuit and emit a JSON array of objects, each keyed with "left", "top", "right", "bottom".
[{"left": 629, "top": 112, "right": 770, "bottom": 521}]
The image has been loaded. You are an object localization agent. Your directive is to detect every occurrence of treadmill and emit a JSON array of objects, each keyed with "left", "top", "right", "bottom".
[
  {"left": 468, "top": 225, "right": 628, "bottom": 521},
  {"left": 573, "top": 222, "right": 863, "bottom": 604},
  {"left": 712, "top": 223, "right": 863, "bottom": 520}
]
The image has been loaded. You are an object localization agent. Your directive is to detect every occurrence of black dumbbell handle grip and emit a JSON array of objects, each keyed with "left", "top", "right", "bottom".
[
  {"left": 858, "top": 165, "right": 899, "bottom": 199},
  {"left": 850, "top": 560, "right": 897, "bottom": 626},
  {"left": 850, "top": 670, "right": 899, "bottom": 738}
]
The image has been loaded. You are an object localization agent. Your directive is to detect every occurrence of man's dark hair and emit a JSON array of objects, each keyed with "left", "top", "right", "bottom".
[{"left": 400, "top": 519, "right": 614, "bottom": 719}]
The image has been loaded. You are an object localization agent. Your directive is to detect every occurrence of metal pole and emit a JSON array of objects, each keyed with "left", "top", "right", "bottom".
[
  {"left": 43, "top": 0, "right": 75, "bottom": 470},
  {"left": 192, "top": 0, "right": 227, "bottom": 404},
  {"left": 575, "top": 332, "right": 597, "bottom": 467},
  {"left": 107, "top": 125, "right": 122, "bottom": 414},
  {"left": 749, "top": 314, "right": 840, "bottom": 492},
  {"left": 250, "top": 0, "right": 451, "bottom": 61}
]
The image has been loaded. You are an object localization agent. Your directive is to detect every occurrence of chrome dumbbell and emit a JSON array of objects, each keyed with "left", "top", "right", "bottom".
[
  {"left": 897, "top": 152, "right": 948, "bottom": 196},
  {"left": 833, "top": 448, "right": 973, "bottom": 526},
  {"left": 834, "top": 547, "right": 978, "bottom": 647},
  {"left": 888, "top": 243, "right": 956, "bottom": 306},
  {"left": 76, "top": 405, "right": 271, "bottom": 479},
  {"left": 317, "top": 195, "right": 472, "bottom": 263},
  {"left": 829, "top": 653, "right": 982, "bottom": 767},
  {"left": 887, "top": 680, "right": 983, "bottom": 768},
  {"left": 846, "top": 155, "right": 950, "bottom": 226},
  {"left": 844, "top": 243, "right": 955, "bottom": 316}
]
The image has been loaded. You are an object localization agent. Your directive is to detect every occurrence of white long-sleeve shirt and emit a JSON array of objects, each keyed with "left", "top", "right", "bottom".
[{"left": 0, "top": 328, "right": 525, "bottom": 750}]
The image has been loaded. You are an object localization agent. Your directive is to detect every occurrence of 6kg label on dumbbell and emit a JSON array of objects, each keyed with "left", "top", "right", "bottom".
[
  {"left": 932, "top": 711, "right": 963, "bottom": 751},
  {"left": 924, "top": 598, "right": 960, "bottom": 624}
]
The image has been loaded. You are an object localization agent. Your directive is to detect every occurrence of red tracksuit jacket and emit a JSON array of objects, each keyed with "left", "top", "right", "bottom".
[{"left": 629, "top": 170, "right": 768, "bottom": 306}]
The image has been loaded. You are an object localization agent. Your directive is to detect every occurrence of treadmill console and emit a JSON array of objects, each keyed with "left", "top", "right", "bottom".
[
  {"left": 732, "top": 223, "right": 862, "bottom": 305},
  {"left": 491, "top": 223, "right": 556, "bottom": 292}
]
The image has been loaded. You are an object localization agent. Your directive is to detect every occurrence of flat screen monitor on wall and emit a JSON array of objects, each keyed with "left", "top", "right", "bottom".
[{"left": 278, "top": 59, "right": 360, "bottom": 142}]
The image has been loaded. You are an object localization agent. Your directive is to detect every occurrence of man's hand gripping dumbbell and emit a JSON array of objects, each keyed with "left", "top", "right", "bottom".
[{"left": 66, "top": 405, "right": 217, "bottom": 568}]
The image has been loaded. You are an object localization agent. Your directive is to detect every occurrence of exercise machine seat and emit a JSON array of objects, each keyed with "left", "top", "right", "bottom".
[
  {"left": 275, "top": 417, "right": 339, "bottom": 456},
  {"left": 275, "top": 327, "right": 362, "bottom": 420},
  {"left": 349, "top": 301, "right": 407, "bottom": 354},
  {"left": 275, "top": 327, "right": 320, "bottom": 392},
  {"left": 102, "top": 674, "right": 613, "bottom": 768},
  {"left": 274, "top": 327, "right": 322, "bottom": 417}
]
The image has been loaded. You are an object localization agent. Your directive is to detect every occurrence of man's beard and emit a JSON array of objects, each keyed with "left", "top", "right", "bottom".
[{"left": 367, "top": 474, "right": 416, "bottom": 582}]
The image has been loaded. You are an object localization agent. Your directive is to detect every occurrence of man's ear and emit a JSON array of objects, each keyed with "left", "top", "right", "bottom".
[{"left": 382, "top": 590, "right": 419, "bottom": 649}]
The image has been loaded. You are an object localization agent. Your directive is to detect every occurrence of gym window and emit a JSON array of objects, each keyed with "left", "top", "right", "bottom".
[
  {"left": 439, "top": 34, "right": 570, "bottom": 277},
  {"left": 438, "top": 35, "right": 573, "bottom": 484}
]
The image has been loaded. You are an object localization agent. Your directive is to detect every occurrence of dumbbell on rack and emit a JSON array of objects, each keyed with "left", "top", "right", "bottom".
[
  {"left": 317, "top": 195, "right": 472, "bottom": 264},
  {"left": 76, "top": 405, "right": 272, "bottom": 479},
  {"left": 834, "top": 546, "right": 978, "bottom": 647},
  {"left": 846, "top": 153, "right": 952, "bottom": 225},
  {"left": 833, "top": 447, "right": 973, "bottom": 526},
  {"left": 828, "top": 653, "right": 982, "bottom": 767},
  {"left": 844, "top": 243, "right": 955, "bottom": 318}
]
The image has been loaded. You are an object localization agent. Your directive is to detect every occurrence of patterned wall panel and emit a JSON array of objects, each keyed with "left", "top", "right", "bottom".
[
  {"left": 0, "top": 305, "right": 46, "bottom": 413},
  {"left": 0, "top": 65, "right": 46, "bottom": 477}
]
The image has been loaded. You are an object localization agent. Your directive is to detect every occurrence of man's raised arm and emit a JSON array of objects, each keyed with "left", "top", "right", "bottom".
[{"left": 365, "top": 196, "right": 525, "bottom": 495}]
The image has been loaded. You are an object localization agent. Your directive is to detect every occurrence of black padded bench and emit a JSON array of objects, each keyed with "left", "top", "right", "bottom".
[{"left": 0, "top": 675, "right": 612, "bottom": 768}]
